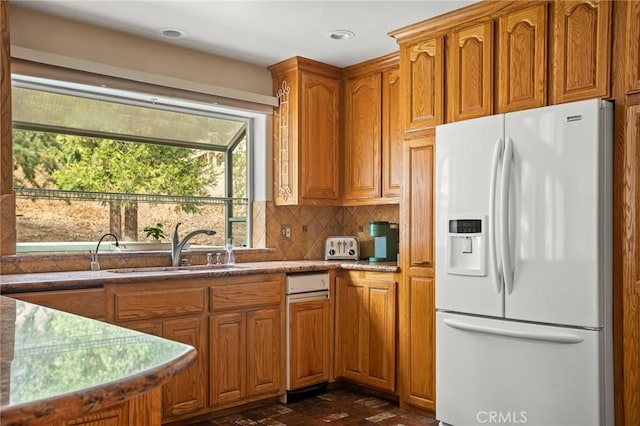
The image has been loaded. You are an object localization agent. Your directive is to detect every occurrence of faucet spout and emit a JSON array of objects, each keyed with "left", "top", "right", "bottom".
[
  {"left": 90, "top": 233, "right": 120, "bottom": 271},
  {"left": 171, "top": 223, "right": 216, "bottom": 266}
]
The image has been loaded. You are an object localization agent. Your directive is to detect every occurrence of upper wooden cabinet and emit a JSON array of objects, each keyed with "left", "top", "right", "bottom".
[
  {"left": 401, "top": 136, "right": 434, "bottom": 270},
  {"left": 625, "top": 1, "right": 640, "bottom": 93},
  {"left": 382, "top": 66, "right": 403, "bottom": 198},
  {"left": 398, "top": 36, "right": 445, "bottom": 136},
  {"left": 344, "top": 72, "right": 382, "bottom": 201},
  {"left": 268, "top": 57, "right": 341, "bottom": 206},
  {"left": 550, "top": 0, "right": 611, "bottom": 104},
  {"left": 343, "top": 54, "right": 402, "bottom": 204},
  {"left": 497, "top": 3, "right": 548, "bottom": 112},
  {"left": 447, "top": 21, "right": 494, "bottom": 121}
]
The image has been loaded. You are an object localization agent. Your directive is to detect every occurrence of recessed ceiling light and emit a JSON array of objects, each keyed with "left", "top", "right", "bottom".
[
  {"left": 328, "top": 30, "right": 355, "bottom": 40},
  {"left": 159, "top": 28, "right": 187, "bottom": 39}
]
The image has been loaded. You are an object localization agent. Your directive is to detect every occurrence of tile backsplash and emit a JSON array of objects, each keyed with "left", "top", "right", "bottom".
[
  {"left": 341, "top": 205, "right": 400, "bottom": 259},
  {"left": 1, "top": 202, "right": 399, "bottom": 273},
  {"left": 261, "top": 201, "right": 399, "bottom": 260}
]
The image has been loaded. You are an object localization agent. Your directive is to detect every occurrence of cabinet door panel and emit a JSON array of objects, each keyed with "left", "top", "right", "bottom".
[
  {"left": 210, "top": 312, "right": 246, "bottom": 405},
  {"left": 401, "top": 36, "right": 444, "bottom": 135},
  {"left": 289, "top": 299, "right": 331, "bottom": 389},
  {"left": 400, "top": 137, "right": 435, "bottom": 411},
  {"left": 335, "top": 277, "right": 366, "bottom": 381},
  {"left": 551, "top": 0, "right": 611, "bottom": 103},
  {"left": 405, "top": 138, "right": 434, "bottom": 268},
  {"left": 403, "top": 277, "right": 436, "bottom": 410},
  {"left": 126, "top": 388, "right": 161, "bottom": 426},
  {"left": 300, "top": 73, "right": 341, "bottom": 201},
  {"left": 382, "top": 66, "right": 402, "bottom": 198},
  {"left": 497, "top": 4, "right": 547, "bottom": 112},
  {"left": 162, "top": 317, "right": 207, "bottom": 418},
  {"left": 247, "top": 308, "right": 282, "bottom": 397},
  {"left": 344, "top": 73, "right": 382, "bottom": 200},
  {"left": 628, "top": 1, "right": 640, "bottom": 92},
  {"left": 335, "top": 273, "right": 397, "bottom": 391},
  {"left": 366, "top": 282, "right": 396, "bottom": 392},
  {"left": 449, "top": 22, "right": 493, "bottom": 121}
]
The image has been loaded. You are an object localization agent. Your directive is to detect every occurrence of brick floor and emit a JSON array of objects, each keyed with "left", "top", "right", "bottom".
[{"left": 188, "top": 390, "right": 438, "bottom": 426}]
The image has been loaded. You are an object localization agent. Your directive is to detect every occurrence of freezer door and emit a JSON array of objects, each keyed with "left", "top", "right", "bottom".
[
  {"left": 436, "top": 312, "right": 609, "bottom": 426},
  {"left": 503, "top": 99, "right": 611, "bottom": 328},
  {"left": 435, "top": 114, "right": 504, "bottom": 317}
]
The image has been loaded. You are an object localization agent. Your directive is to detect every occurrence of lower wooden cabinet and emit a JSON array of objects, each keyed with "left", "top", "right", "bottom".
[
  {"left": 209, "top": 275, "right": 285, "bottom": 408},
  {"left": 210, "top": 307, "right": 282, "bottom": 405},
  {"left": 105, "top": 280, "right": 209, "bottom": 422},
  {"left": 161, "top": 317, "right": 207, "bottom": 418},
  {"left": 62, "top": 388, "right": 161, "bottom": 426},
  {"left": 288, "top": 298, "right": 331, "bottom": 389},
  {"left": 63, "top": 405, "right": 129, "bottom": 426},
  {"left": 210, "top": 311, "right": 246, "bottom": 405},
  {"left": 335, "top": 270, "right": 397, "bottom": 392},
  {"left": 399, "top": 276, "right": 435, "bottom": 411},
  {"left": 246, "top": 308, "right": 282, "bottom": 397},
  {"left": 107, "top": 316, "right": 207, "bottom": 420},
  {"left": 103, "top": 274, "right": 285, "bottom": 422}
]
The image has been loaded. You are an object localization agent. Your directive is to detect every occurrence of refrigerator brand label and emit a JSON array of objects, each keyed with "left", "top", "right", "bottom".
[{"left": 566, "top": 115, "right": 582, "bottom": 122}]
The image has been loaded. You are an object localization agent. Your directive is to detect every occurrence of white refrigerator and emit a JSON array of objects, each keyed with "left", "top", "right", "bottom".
[{"left": 434, "top": 99, "right": 614, "bottom": 426}]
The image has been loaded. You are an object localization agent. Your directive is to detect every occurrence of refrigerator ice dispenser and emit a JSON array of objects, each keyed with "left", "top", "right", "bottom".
[{"left": 447, "top": 217, "right": 486, "bottom": 276}]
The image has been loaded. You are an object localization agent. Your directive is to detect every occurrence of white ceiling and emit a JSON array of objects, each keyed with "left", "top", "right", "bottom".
[{"left": 13, "top": 0, "right": 477, "bottom": 68}]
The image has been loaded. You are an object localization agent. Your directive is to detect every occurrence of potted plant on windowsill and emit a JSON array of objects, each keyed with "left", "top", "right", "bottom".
[{"left": 118, "top": 223, "right": 175, "bottom": 251}]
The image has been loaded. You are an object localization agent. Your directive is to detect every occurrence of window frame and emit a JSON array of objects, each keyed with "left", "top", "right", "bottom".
[{"left": 11, "top": 74, "right": 253, "bottom": 250}]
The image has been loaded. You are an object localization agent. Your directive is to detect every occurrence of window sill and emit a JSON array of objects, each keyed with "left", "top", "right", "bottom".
[{"left": 0, "top": 247, "right": 278, "bottom": 275}]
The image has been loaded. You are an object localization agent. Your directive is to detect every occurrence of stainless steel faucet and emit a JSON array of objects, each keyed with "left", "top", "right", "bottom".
[
  {"left": 171, "top": 222, "right": 216, "bottom": 267},
  {"left": 90, "top": 233, "right": 119, "bottom": 271}
]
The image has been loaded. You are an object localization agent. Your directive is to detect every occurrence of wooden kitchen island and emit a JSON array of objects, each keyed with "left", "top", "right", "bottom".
[{"left": 0, "top": 295, "right": 196, "bottom": 426}]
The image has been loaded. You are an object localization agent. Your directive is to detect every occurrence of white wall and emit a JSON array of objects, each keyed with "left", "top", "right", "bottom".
[{"left": 10, "top": 4, "right": 275, "bottom": 203}]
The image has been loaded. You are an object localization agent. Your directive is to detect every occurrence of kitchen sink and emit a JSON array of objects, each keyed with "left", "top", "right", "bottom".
[{"left": 106, "top": 264, "right": 250, "bottom": 274}]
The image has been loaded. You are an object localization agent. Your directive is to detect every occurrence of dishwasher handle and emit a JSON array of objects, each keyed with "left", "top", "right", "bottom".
[{"left": 287, "top": 291, "right": 329, "bottom": 303}]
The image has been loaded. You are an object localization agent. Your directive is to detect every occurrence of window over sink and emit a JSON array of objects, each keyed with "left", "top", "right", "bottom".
[{"left": 11, "top": 74, "right": 252, "bottom": 252}]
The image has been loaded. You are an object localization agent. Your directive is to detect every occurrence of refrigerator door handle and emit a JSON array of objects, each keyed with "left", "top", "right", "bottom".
[
  {"left": 489, "top": 138, "right": 504, "bottom": 294},
  {"left": 443, "top": 318, "right": 584, "bottom": 344},
  {"left": 500, "top": 137, "right": 514, "bottom": 294}
]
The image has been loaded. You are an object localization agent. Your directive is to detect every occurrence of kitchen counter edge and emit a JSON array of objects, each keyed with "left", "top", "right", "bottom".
[
  {"left": 0, "top": 295, "right": 197, "bottom": 426},
  {"left": 0, "top": 260, "right": 400, "bottom": 293}
]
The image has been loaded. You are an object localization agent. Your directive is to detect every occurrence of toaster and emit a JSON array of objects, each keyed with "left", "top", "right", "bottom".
[{"left": 324, "top": 236, "right": 359, "bottom": 260}]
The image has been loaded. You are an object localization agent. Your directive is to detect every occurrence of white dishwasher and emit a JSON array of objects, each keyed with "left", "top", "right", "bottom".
[{"left": 281, "top": 272, "right": 330, "bottom": 403}]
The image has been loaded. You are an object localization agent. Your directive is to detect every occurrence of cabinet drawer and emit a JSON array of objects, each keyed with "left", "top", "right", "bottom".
[
  {"left": 113, "top": 287, "right": 205, "bottom": 321},
  {"left": 210, "top": 280, "right": 282, "bottom": 312},
  {"left": 10, "top": 288, "right": 106, "bottom": 320}
]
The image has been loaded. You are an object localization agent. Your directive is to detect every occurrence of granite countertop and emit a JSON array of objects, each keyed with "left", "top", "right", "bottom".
[
  {"left": 0, "top": 296, "right": 196, "bottom": 426},
  {"left": 0, "top": 260, "right": 400, "bottom": 293}
]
